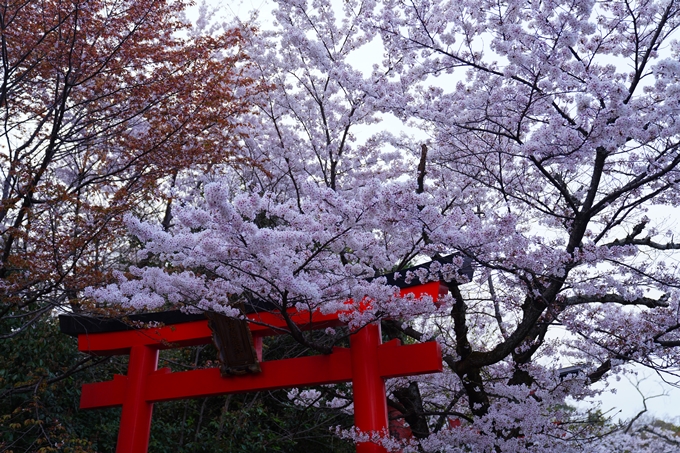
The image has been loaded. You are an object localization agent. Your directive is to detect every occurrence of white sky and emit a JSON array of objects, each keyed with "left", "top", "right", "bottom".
[{"left": 577, "top": 363, "right": 680, "bottom": 423}]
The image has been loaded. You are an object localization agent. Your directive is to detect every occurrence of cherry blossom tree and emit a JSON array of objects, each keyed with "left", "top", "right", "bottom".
[{"left": 92, "top": 0, "right": 680, "bottom": 451}]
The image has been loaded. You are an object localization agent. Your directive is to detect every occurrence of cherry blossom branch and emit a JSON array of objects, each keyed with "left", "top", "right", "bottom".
[
  {"left": 0, "top": 355, "right": 109, "bottom": 399},
  {"left": 652, "top": 324, "right": 680, "bottom": 347},
  {"left": 624, "top": 0, "right": 679, "bottom": 103},
  {"left": 563, "top": 293, "right": 670, "bottom": 309},
  {"left": 610, "top": 236, "right": 680, "bottom": 251}
]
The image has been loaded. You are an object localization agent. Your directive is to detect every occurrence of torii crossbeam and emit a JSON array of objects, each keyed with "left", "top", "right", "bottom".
[{"left": 60, "top": 280, "right": 448, "bottom": 453}]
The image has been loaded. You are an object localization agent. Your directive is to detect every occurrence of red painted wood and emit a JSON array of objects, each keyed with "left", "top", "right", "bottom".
[
  {"left": 116, "top": 345, "right": 158, "bottom": 453},
  {"left": 147, "top": 347, "right": 353, "bottom": 402},
  {"left": 80, "top": 350, "right": 350, "bottom": 408},
  {"left": 78, "top": 320, "right": 213, "bottom": 355},
  {"left": 80, "top": 341, "right": 443, "bottom": 409},
  {"left": 351, "top": 324, "right": 389, "bottom": 453},
  {"left": 80, "top": 374, "right": 127, "bottom": 409},
  {"left": 377, "top": 339, "right": 443, "bottom": 378}
]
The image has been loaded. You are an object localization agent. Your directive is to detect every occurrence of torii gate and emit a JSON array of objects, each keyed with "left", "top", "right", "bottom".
[{"left": 60, "top": 278, "right": 450, "bottom": 453}]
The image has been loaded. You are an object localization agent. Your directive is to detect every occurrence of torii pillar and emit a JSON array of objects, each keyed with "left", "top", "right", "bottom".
[{"left": 351, "top": 323, "right": 390, "bottom": 453}]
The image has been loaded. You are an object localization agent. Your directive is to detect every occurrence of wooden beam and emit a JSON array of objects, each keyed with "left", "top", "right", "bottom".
[{"left": 80, "top": 340, "right": 443, "bottom": 409}]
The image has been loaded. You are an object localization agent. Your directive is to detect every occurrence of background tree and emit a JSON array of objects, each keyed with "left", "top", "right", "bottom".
[
  {"left": 0, "top": 0, "right": 257, "bottom": 334},
  {"left": 84, "top": 0, "right": 680, "bottom": 451},
  {"left": 0, "top": 0, "right": 262, "bottom": 450}
]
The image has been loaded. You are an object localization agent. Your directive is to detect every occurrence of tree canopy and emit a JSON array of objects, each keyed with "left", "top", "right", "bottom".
[{"left": 4, "top": 0, "right": 680, "bottom": 451}]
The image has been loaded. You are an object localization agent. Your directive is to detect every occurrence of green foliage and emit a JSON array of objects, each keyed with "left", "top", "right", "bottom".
[
  {"left": 650, "top": 419, "right": 680, "bottom": 435},
  {"left": 148, "top": 391, "right": 353, "bottom": 453},
  {"left": 143, "top": 342, "right": 354, "bottom": 453},
  {"left": 0, "top": 317, "right": 122, "bottom": 452}
]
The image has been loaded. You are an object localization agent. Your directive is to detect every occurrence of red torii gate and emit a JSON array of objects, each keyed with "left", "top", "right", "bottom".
[{"left": 60, "top": 280, "right": 447, "bottom": 453}]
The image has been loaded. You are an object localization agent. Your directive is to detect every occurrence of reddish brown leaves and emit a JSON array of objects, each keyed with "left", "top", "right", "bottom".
[{"left": 0, "top": 0, "right": 261, "bottom": 326}]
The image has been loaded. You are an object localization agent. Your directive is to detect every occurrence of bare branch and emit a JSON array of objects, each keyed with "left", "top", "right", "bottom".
[
  {"left": 563, "top": 293, "right": 670, "bottom": 308},
  {"left": 609, "top": 236, "right": 680, "bottom": 251}
]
